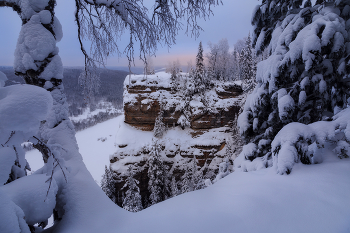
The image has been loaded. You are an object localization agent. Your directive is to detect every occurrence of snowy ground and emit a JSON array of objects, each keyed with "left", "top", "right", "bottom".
[{"left": 27, "top": 116, "right": 350, "bottom": 233}]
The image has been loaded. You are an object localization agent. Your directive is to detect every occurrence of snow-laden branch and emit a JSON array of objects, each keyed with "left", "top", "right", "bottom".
[
  {"left": 74, "top": 0, "right": 222, "bottom": 75},
  {"left": 0, "top": 0, "right": 19, "bottom": 11}
]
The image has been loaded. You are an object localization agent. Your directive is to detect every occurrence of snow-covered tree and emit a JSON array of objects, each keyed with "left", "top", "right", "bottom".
[
  {"left": 206, "top": 38, "right": 232, "bottom": 81},
  {"left": 0, "top": 0, "right": 222, "bottom": 230},
  {"left": 145, "top": 56, "right": 155, "bottom": 75},
  {"left": 213, "top": 158, "right": 230, "bottom": 183},
  {"left": 154, "top": 110, "right": 166, "bottom": 138},
  {"left": 194, "top": 41, "right": 206, "bottom": 93},
  {"left": 238, "top": 1, "right": 350, "bottom": 174},
  {"left": 101, "top": 165, "right": 117, "bottom": 203},
  {"left": 194, "top": 166, "right": 205, "bottom": 190},
  {"left": 181, "top": 166, "right": 193, "bottom": 194},
  {"left": 181, "top": 157, "right": 199, "bottom": 193},
  {"left": 170, "top": 177, "right": 180, "bottom": 197},
  {"left": 122, "top": 166, "right": 143, "bottom": 212},
  {"left": 239, "top": 33, "right": 257, "bottom": 93},
  {"left": 167, "top": 60, "right": 182, "bottom": 92},
  {"left": 147, "top": 139, "right": 168, "bottom": 205},
  {"left": 230, "top": 114, "right": 244, "bottom": 159}
]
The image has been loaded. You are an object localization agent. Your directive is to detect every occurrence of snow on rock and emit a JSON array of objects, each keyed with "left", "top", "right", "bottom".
[
  {"left": 0, "top": 84, "right": 52, "bottom": 134},
  {"left": 123, "top": 72, "right": 242, "bottom": 130}
]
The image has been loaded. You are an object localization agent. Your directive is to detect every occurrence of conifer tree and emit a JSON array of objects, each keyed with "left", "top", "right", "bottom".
[
  {"left": 181, "top": 165, "right": 193, "bottom": 194},
  {"left": 101, "top": 165, "right": 117, "bottom": 203},
  {"left": 194, "top": 41, "right": 206, "bottom": 93},
  {"left": 181, "top": 157, "right": 199, "bottom": 193},
  {"left": 154, "top": 110, "right": 166, "bottom": 138},
  {"left": 122, "top": 166, "right": 143, "bottom": 212},
  {"left": 147, "top": 140, "right": 167, "bottom": 205},
  {"left": 170, "top": 177, "right": 179, "bottom": 197},
  {"left": 240, "top": 33, "right": 257, "bottom": 93},
  {"left": 194, "top": 166, "right": 205, "bottom": 190},
  {"left": 239, "top": 1, "right": 350, "bottom": 173}
]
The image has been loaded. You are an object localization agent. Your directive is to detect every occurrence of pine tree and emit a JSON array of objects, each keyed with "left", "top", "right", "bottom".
[
  {"left": 154, "top": 110, "right": 166, "bottom": 138},
  {"left": 147, "top": 139, "right": 167, "bottom": 205},
  {"left": 181, "top": 157, "right": 198, "bottom": 193},
  {"left": 240, "top": 33, "right": 256, "bottom": 93},
  {"left": 239, "top": 1, "right": 350, "bottom": 172},
  {"left": 194, "top": 166, "right": 205, "bottom": 190},
  {"left": 181, "top": 165, "right": 193, "bottom": 194},
  {"left": 194, "top": 41, "right": 206, "bottom": 93},
  {"left": 101, "top": 165, "right": 116, "bottom": 203},
  {"left": 170, "top": 177, "right": 179, "bottom": 197},
  {"left": 230, "top": 114, "right": 243, "bottom": 160},
  {"left": 122, "top": 166, "right": 143, "bottom": 212}
]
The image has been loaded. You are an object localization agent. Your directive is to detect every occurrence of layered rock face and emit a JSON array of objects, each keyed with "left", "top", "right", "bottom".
[
  {"left": 124, "top": 73, "right": 242, "bottom": 130},
  {"left": 110, "top": 72, "right": 243, "bottom": 208}
]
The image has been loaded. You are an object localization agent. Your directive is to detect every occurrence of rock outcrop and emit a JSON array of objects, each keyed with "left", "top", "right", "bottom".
[{"left": 110, "top": 72, "right": 244, "bottom": 208}]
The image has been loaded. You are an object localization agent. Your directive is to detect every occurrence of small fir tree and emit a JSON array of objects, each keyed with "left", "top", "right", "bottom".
[
  {"left": 154, "top": 110, "right": 166, "bottom": 138},
  {"left": 147, "top": 139, "right": 167, "bottom": 205},
  {"left": 239, "top": 33, "right": 257, "bottom": 93},
  {"left": 181, "top": 157, "right": 198, "bottom": 193},
  {"left": 101, "top": 165, "right": 116, "bottom": 203},
  {"left": 122, "top": 166, "right": 143, "bottom": 212},
  {"left": 194, "top": 41, "right": 206, "bottom": 93},
  {"left": 170, "top": 176, "right": 179, "bottom": 197}
]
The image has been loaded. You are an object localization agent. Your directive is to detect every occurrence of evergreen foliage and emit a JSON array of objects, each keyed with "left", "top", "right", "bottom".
[
  {"left": 239, "top": 33, "right": 257, "bottom": 93},
  {"left": 239, "top": 1, "right": 350, "bottom": 170},
  {"left": 194, "top": 41, "right": 206, "bottom": 93},
  {"left": 170, "top": 177, "right": 179, "bottom": 197},
  {"left": 147, "top": 140, "right": 168, "bottom": 205},
  {"left": 154, "top": 110, "right": 166, "bottom": 138},
  {"left": 101, "top": 165, "right": 117, "bottom": 203},
  {"left": 122, "top": 166, "right": 143, "bottom": 212},
  {"left": 181, "top": 157, "right": 199, "bottom": 193}
]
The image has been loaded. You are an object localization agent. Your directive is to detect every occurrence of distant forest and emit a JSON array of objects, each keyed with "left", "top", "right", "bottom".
[{"left": 0, "top": 66, "right": 128, "bottom": 116}]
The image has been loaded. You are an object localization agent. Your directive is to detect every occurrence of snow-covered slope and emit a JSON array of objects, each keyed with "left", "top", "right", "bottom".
[
  {"left": 123, "top": 156, "right": 350, "bottom": 233},
  {"left": 27, "top": 116, "right": 350, "bottom": 233}
]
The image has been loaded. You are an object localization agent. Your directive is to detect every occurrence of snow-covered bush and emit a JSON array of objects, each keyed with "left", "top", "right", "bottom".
[
  {"left": 236, "top": 107, "right": 350, "bottom": 174},
  {"left": 212, "top": 158, "right": 230, "bottom": 183}
]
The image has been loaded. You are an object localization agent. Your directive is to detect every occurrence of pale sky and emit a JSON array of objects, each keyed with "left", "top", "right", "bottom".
[{"left": 0, "top": 1, "right": 260, "bottom": 67}]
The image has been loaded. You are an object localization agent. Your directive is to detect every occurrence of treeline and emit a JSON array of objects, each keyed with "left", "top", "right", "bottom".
[
  {"left": 0, "top": 66, "right": 128, "bottom": 117},
  {"left": 63, "top": 68, "right": 128, "bottom": 117}
]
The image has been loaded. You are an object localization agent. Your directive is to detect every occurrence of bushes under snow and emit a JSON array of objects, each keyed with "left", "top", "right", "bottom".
[{"left": 235, "top": 107, "right": 350, "bottom": 174}]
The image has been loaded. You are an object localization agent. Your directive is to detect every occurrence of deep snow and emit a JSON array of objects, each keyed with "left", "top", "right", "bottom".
[{"left": 26, "top": 115, "right": 350, "bottom": 233}]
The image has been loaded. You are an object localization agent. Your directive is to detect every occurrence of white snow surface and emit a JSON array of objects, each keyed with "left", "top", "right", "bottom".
[
  {"left": 23, "top": 116, "right": 350, "bottom": 233},
  {"left": 0, "top": 84, "right": 52, "bottom": 134},
  {"left": 48, "top": 147, "right": 350, "bottom": 233}
]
